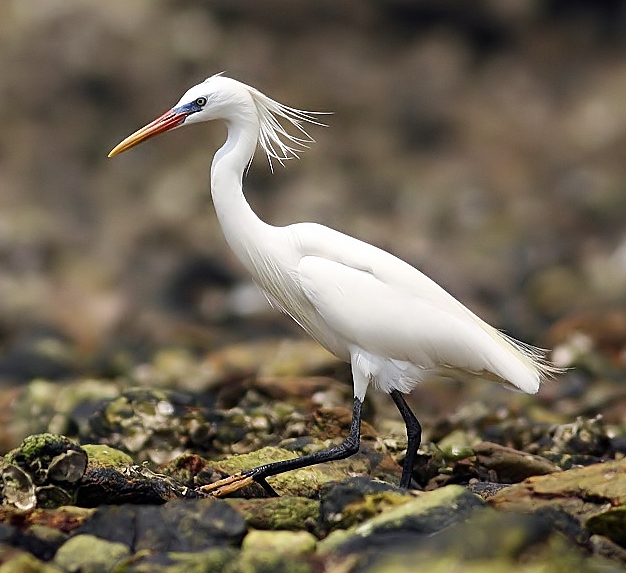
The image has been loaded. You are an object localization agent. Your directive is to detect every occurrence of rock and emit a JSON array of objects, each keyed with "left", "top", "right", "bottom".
[
  {"left": 53, "top": 534, "right": 130, "bottom": 573},
  {"left": 319, "top": 476, "right": 414, "bottom": 534},
  {"left": 226, "top": 497, "right": 319, "bottom": 531},
  {"left": 437, "top": 428, "right": 479, "bottom": 460},
  {"left": 466, "top": 481, "right": 511, "bottom": 500},
  {"left": 251, "top": 375, "right": 349, "bottom": 404},
  {"left": 0, "top": 548, "right": 63, "bottom": 573},
  {"left": 318, "top": 485, "right": 484, "bottom": 556},
  {"left": 222, "top": 530, "right": 318, "bottom": 573},
  {"left": 76, "top": 464, "right": 195, "bottom": 506},
  {"left": 351, "top": 484, "right": 484, "bottom": 537},
  {"left": 74, "top": 498, "right": 246, "bottom": 552},
  {"left": 1, "top": 434, "right": 87, "bottom": 509},
  {"left": 0, "top": 505, "right": 94, "bottom": 541},
  {"left": 3, "top": 379, "right": 121, "bottom": 452},
  {"left": 473, "top": 441, "right": 561, "bottom": 482},
  {"left": 536, "top": 415, "right": 613, "bottom": 459},
  {"left": 1, "top": 465, "right": 37, "bottom": 511},
  {"left": 233, "top": 550, "right": 315, "bottom": 573},
  {"left": 589, "top": 534, "right": 626, "bottom": 564},
  {"left": 490, "top": 458, "right": 626, "bottom": 520},
  {"left": 0, "top": 522, "right": 59, "bottom": 562},
  {"left": 85, "top": 387, "right": 211, "bottom": 465},
  {"left": 159, "top": 453, "right": 212, "bottom": 489},
  {"left": 81, "top": 444, "right": 134, "bottom": 467},
  {"left": 121, "top": 547, "right": 238, "bottom": 573},
  {"left": 2, "top": 434, "right": 87, "bottom": 486},
  {"left": 363, "top": 508, "right": 623, "bottom": 573},
  {"left": 490, "top": 458, "right": 626, "bottom": 555},
  {"left": 586, "top": 507, "right": 626, "bottom": 548},
  {"left": 241, "top": 529, "right": 317, "bottom": 555}
]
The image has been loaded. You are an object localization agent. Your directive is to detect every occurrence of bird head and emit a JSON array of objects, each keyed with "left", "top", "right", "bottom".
[
  {"left": 108, "top": 74, "right": 325, "bottom": 165},
  {"left": 108, "top": 75, "right": 252, "bottom": 158}
]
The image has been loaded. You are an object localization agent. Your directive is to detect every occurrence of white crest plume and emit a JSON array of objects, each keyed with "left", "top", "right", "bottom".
[{"left": 246, "top": 84, "right": 327, "bottom": 169}]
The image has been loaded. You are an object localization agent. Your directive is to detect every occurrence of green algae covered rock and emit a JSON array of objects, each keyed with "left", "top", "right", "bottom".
[
  {"left": 53, "top": 534, "right": 131, "bottom": 573},
  {"left": 81, "top": 444, "right": 134, "bottom": 468},
  {"left": 226, "top": 496, "right": 319, "bottom": 530},
  {"left": 242, "top": 530, "right": 317, "bottom": 555},
  {"left": 318, "top": 485, "right": 485, "bottom": 556},
  {"left": 1, "top": 434, "right": 87, "bottom": 509}
]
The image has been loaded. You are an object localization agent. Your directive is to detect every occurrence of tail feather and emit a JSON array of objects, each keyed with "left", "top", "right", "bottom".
[{"left": 483, "top": 326, "right": 563, "bottom": 394}]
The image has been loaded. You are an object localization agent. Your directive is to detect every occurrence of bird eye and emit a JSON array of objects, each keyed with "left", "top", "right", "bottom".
[{"left": 194, "top": 97, "right": 207, "bottom": 107}]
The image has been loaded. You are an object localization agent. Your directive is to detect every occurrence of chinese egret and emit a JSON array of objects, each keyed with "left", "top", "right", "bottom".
[{"left": 109, "top": 74, "right": 559, "bottom": 495}]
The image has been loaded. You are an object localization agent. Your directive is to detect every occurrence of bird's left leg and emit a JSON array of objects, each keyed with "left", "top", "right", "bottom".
[
  {"left": 389, "top": 389, "right": 422, "bottom": 488},
  {"left": 199, "top": 398, "right": 363, "bottom": 497}
]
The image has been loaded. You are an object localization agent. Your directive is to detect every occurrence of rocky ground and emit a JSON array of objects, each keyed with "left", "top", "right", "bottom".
[
  {"left": 1, "top": 1, "right": 626, "bottom": 572},
  {"left": 0, "top": 335, "right": 625, "bottom": 572}
]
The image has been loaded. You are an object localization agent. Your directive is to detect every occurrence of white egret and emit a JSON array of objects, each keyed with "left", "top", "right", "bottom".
[{"left": 109, "top": 74, "right": 559, "bottom": 495}]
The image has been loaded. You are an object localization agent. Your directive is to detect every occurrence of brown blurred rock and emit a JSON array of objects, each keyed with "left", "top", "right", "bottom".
[
  {"left": 490, "top": 458, "right": 626, "bottom": 523},
  {"left": 473, "top": 441, "right": 560, "bottom": 482}
]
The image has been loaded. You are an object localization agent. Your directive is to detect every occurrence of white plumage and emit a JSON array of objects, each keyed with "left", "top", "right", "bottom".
[{"left": 109, "top": 74, "right": 559, "bottom": 491}]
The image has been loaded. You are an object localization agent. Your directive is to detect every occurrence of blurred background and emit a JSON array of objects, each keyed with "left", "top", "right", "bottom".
[{"left": 1, "top": 0, "right": 626, "bottom": 384}]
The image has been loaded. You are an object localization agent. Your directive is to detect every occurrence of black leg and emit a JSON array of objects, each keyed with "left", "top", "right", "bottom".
[
  {"left": 390, "top": 390, "right": 422, "bottom": 488},
  {"left": 242, "top": 397, "right": 363, "bottom": 486}
]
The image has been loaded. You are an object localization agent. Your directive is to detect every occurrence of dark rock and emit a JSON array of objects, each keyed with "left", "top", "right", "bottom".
[
  {"left": 319, "top": 477, "right": 413, "bottom": 534},
  {"left": 74, "top": 498, "right": 246, "bottom": 552},
  {"left": 538, "top": 416, "right": 613, "bottom": 458},
  {"left": 465, "top": 480, "right": 510, "bottom": 500},
  {"left": 0, "top": 522, "right": 59, "bottom": 562},
  {"left": 534, "top": 506, "right": 591, "bottom": 547},
  {"left": 319, "top": 485, "right": 485, "bottom": 556},
  {"left": 587, "top": 507, "right": 626, "bottom": 549},
  {"left": 76, "top": 465, "right": 196, "bottom": 506},
  {"left": 0, "top": 547, "right": 59, "bottom": 572}
]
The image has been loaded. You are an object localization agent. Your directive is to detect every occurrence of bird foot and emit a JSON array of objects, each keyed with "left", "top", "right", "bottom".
[
  {"left": 198, "top": 471, "right": 255, "bottom": 497},
  {"left": 197, "top": 470, "right": 279, "bottom": 498}
]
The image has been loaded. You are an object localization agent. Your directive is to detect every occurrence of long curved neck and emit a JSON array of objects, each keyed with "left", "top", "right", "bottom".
[{"left": 210, "top": 114, "right": 273, "bottom": 273}]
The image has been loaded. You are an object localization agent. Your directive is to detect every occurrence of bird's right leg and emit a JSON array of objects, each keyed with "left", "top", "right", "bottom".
[
  {"left": 389, "top": 389, "right": 422, "bottom": 488},
  {"left": 199, "top": 398, "right": 363, "bottom": 497}
]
